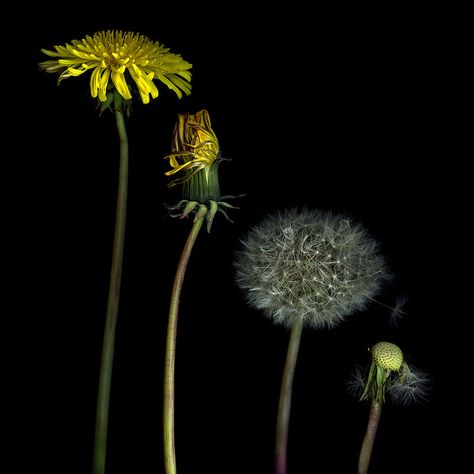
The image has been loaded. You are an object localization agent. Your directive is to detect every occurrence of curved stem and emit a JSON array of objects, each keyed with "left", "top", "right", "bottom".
[
  {"left": 275, "top": 317, "right": 304, "bottom": 474},
  {"left": 357, "top": 400, "right": 382, "bottom": 474},
  {"left": 92, "top": 109, "right": 128, "bottom": 474},
  {"left": 164, "top": 217, "right": 205, "bottom": 474}
]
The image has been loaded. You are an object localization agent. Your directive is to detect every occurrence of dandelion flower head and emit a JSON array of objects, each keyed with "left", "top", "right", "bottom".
[
  {"left": 39, "top": 30, "right": 192, "bottom": 104},
  {"left": 235, "top": 209, "right": 388, "bottom": 329}
]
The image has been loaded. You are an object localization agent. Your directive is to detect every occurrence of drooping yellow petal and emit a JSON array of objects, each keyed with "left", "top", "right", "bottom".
[
  {"left": 66, "top": 66, "right": 88, "bottom": 77},
  {"left": 40, "top": 48, "right": 64, "bottom": 58},
  {"left": 138, "top": 88, "right": 150, "bottom": 104},
  {"left": 166, "top": 151, "right": 200, "bottom": 168},
  {"left": 155, "top": 73, "right": 183, "bottom": 99},
  {"left": 89, "top": 66, "right": 101, "bottom": 98},
  {"left": 71, "top": 48, "right": 100, "bottom": 60},
  {"left": 164, "top": 110, "right": 222, "bottom": 188},
  {"left": 98, "top": 68, "right": 111, "bottom": 102},
  {"left": 128, "top": 65, "right": 148, "bottom": 103},
  {"left": 127, "top": 66, "right": 155, "bottom": 103},
  {"left": 172, "top": 75, "right": 192, "bottom": 96},
  {"left": 39, "top": 60, "right": 65, "bottom": 72},
  {"left": 177, "top": 70, "right": 192, "bottom": 82},
  {"left": 58, "top": 59, "right": 85, "bottom": 66},
  {"left": 146, "top": 76, "right": 159, "bottom": 99},
  {"left": 164, "top": 160, "right": 205, "bottom": 176},
  {"left": 111, "top": 70, "right": 132, "bottom": 100}
]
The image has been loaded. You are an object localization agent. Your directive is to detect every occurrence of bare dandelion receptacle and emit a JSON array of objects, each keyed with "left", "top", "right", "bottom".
[{"left": 353, "top": 341, "right": 430, "bottom": 406}]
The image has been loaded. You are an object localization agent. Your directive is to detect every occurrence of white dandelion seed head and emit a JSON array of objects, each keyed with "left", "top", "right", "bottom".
[{"left": 234, "top": 208, "right": 389, "bottom": 328}]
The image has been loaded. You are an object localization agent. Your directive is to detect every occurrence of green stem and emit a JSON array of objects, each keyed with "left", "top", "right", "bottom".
[
  {"left": 164, "top": 217, "right": 205, "bottom": 474},
  {"left": 357, "top": 400, "right": 382, "bottom": 474},
  {"left": 275, "top": 317, "right": 304, "bottom": 474},
  {"left": 92, "top": 109, "right": 128, "bottom": 474}
]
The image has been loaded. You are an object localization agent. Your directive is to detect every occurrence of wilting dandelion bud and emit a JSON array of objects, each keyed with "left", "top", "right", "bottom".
[
  {"left": 235, "top": 209, "right": 388, "bottom": 328},
  {"left": 164, "top": 109, "right": 240, "bottom": 232}
]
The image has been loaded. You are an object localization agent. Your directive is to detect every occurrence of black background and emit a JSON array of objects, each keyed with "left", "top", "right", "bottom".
[{"left": 11, "top": 3, "right": 464, "bottom": 474}]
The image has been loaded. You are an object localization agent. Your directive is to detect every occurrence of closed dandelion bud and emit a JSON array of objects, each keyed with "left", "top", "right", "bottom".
[
  {"left": 235, "top": 209, "right": 388, "bottom": 329},
  {"left": 371, "top": 342, "right": 403, "bottom": 371}
]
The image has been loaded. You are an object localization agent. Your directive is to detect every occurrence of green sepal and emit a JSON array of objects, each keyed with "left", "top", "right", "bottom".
[
  {"left": 206, "top": 200, "right": 218, "bottom": 233},
  {"left": 360, "top": 363, "right": 377, "bottom": 401},
  {"left": 99, "top": 92, "right": 114, "bottom": 115}
]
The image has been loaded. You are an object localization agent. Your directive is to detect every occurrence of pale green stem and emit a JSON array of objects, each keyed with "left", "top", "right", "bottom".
[
  {"left": 275, "top": 317, "right": 304, "bottom": 474},
  {"left": 92, "top": 109, "right": 128, "bottom": 474},
  {"left": 164, "top": 217, "right": 205, "bottom": 474},
  {"left": 358, "top": 400, "right": 382, "bottom": 474}
]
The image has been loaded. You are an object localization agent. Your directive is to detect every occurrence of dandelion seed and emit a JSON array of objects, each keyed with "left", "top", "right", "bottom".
[
  {"left": 388, "top": 295, "right": 409, "bottom": 327},
  {"left": 347, "top": 365, "right": 366, "bottom": 399},
  {"left": 388, "top": 363, "right": 430, "bottom": 405}
]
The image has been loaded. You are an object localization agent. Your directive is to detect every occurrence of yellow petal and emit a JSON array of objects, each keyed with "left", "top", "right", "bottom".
[
  {"left": 128, "top": 66, "right": 152, "bottom": 104},
  {"left": 40, "top": 48, "right": 63, "bottom": 58},
  {"left": 66, "top": 66, "right": 87, "bottom": 77},
  {"left": 164, "top": 160, "right": 204, "bottom": 176},
  {"left": 89, "top": 66, "right": 101, "bottom": 98},
  {"left": 156, "top": 73, "right": 182, "bottom": 99},
  {"left": 166, "top": 151, "right": 197, "bottom": 166},
  {"left": 177, "top": 70, "right": 192, "bottom": 82},
  {"left": 39, "top": 60, "right": 64, "bottom": 72},
  {"left": 111, "top": 71, "right": 132, "bottom": 100},
  {"left": 168, "top": 74, "right": 192, "bottom": 96},
  {"left": 58, "top": 59, "right": 85, "bottom": 66},
  {"left": 98, "top": 69, "right": 111, "bottom": 102},
  {"left": 144, "top": 73, "right": 158, "bottom": 98}
]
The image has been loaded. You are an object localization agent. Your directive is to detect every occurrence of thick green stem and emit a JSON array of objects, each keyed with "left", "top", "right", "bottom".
[
  {"left": 164, "top": 217, "right": 205, "bottom": 474},
  {"left": 92, "top": 109, "right": 128, "bottom": 474},
  {"left": 358, "top": 400, "right": 382, "bottom": 474},
  {"left": 275, "top": 317, "right": 304, "bottom": 474}
]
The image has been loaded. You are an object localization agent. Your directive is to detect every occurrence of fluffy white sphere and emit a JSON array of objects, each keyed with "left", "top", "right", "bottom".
[{"left": 235, "top": 209, "right": 388, "bottom": 328}]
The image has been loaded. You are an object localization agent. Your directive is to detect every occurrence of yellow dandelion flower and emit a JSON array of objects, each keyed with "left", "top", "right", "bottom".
[
  {"left": 39, "top": 30, "right": 192, "bottom": 104},
  {"left": 165, "top": 109, "right": 221, "bottom": 187}
]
